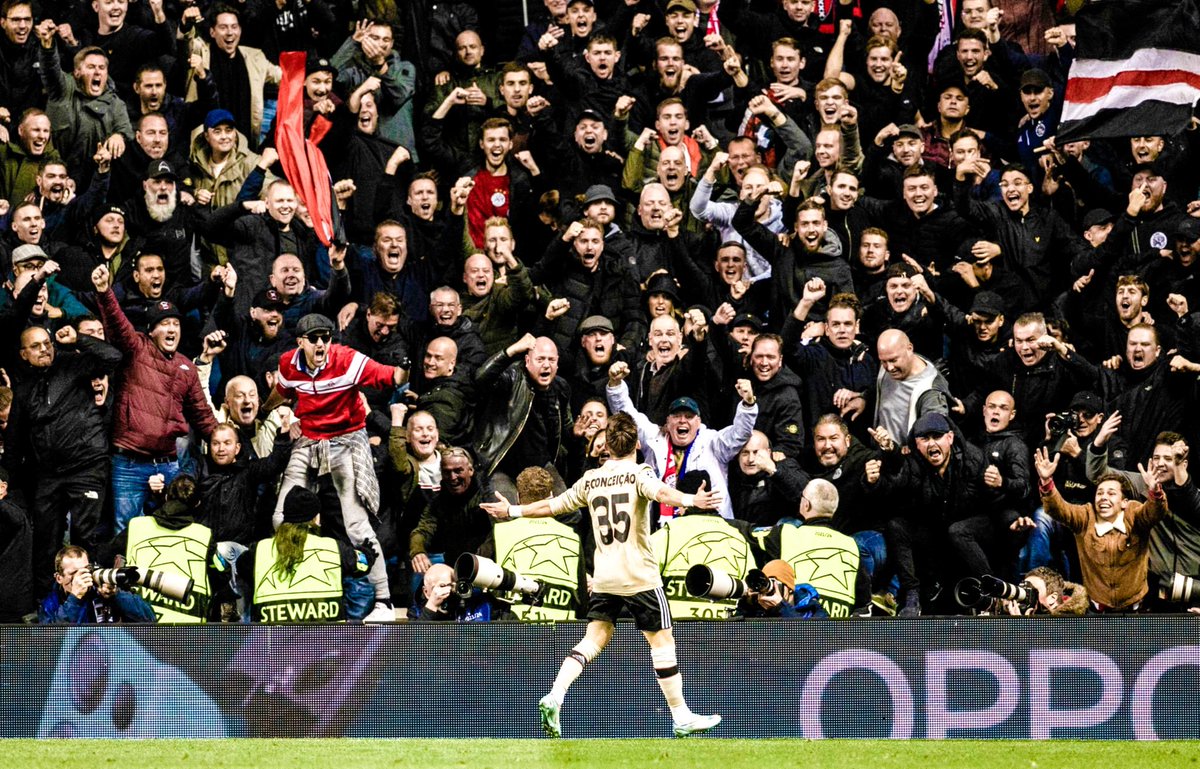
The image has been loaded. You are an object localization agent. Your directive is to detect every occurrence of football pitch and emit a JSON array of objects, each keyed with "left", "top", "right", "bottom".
[{"left": 4, "top": 739, "right": 1198, "bottom": 768}]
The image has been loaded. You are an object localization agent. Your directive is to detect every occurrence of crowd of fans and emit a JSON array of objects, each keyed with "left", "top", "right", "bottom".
[{"left": 0, "top": 0, "right": 1198, "bottom": 623}]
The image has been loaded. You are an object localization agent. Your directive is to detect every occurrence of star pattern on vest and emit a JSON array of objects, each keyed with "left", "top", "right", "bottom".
[
  {"left": 503, "top": 533, "right": 580, "bottom": 580},
  {"left": 664, "top": 530, "right": 749, "bottom": 576},
  {"left": 791, "top": 547, "right": 859, "bottom": 593},
  {"left": 259, "top": 548, "right": 341, "bottom": 592},
  {"left": 133, "top": 536, "right": 208, "bottom": 578}
]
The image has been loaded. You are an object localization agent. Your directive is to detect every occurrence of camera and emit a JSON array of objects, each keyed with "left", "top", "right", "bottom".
[
  {"left": 453, "top": 553, "right": 544, "bottom": 605},
  {"left": 1159, "top": 572, "right": 1200, "bottom": 604},
  {"left": 91, "top": 566, "right": 194, "bottom": 603},
  {"left": 1047, "top": 411, "right": 1076, "bottom": 437},
  {"left": 685, "top": 564, "right": 771, "bottom": 600},
  {"left": 954, "top": 574, "right": 1039, "bottom": 613}
]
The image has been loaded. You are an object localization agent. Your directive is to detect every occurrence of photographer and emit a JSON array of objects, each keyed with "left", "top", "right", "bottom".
[
  {"left": 738, "top": 560, "right": 827, "bottom": 619},
  {"left": 38, "top": 546, "right": 156, "bottom": 624},
  {"left": 1000, "top": 567, "right": 1088, "bottom": 616}
]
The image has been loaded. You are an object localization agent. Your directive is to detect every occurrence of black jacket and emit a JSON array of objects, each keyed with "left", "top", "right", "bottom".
[
  {"left": 198, "top": 435, "right": 291, "bottom": 545},
  {"left": 728, "top": 458, "right": 810, "bottom": 527},
  {"left": 10, "top": 335, "right": 122, "bottom": 473},
  {"left": 531, "top": 241, "right": 644, "bottom": 353},
  {"left": 473, "top": 351, "right": 573, "bottom": 478},
  {"left": 875, "top": 434, "right": 996, "bottom": 524},
  {"left": 749, "top": 366, "right": 807, "bottom": 460},
  {"left": 980, "top": 429, "right": 1034, "bottom": 511}
]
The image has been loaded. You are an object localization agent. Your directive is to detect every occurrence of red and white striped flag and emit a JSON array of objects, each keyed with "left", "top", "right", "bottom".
[{"left": 1058, "top": 0, "right": 1200, "bottom": 142}]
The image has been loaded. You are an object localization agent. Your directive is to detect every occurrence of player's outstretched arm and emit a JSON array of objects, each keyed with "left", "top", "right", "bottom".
[
  {"left": 481, "top": 491, "right": 555, "bottom": 522},
  {"left": 653, "top": 480, "right": 723, "bottom": 511}
]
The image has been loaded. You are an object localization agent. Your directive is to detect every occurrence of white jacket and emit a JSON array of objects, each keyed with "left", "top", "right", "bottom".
[{"left": 607, "top": 381, "right": 758, "bottom": 519}]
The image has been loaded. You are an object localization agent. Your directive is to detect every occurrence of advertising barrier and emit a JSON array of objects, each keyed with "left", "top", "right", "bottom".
[{"left": 2, "top": 619, "right": 1198, "bottom": 739}]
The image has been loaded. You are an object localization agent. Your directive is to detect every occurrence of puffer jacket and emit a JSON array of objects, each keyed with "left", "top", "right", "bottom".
[{"left": 97, "top": 288, "right": 219, "bottom": 456}]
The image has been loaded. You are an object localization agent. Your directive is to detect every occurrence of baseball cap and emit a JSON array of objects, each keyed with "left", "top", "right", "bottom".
[
  {"left": 668, "top": 396, "right": 700, "bottom": 416},
  {"left": 730, "top": 313, "right": 764, "bottom": 331},
  {"left": 252, "top": 288, "right": 287, "bottom": 311},
  {"left": 579, "top": 315, "right": 614, "bottom": 334},
  {"left": 296, "top": 314, "right": 335, "bottom": 337},
  {"left": 1174, "top": 217, "right": 1200, "bottom": 242},
  {"left": 204, "top": 109, "right": 236, "bottom": 130},
  {"left": 1019, "top": 68, "right": 1052, "bottom": 91},
  {"left": 968, "top": 291, "right": 1005, "bottom": 318},
  {"left": 666, "top": 0, "right": 697, "bottom": 12},
  {"left": 576, "top": 108, "right": 606, "bottom": 125},
  {"left": 146, "top": 159, "right": 177, "bottom": 180},
  {"left": 911, "top": 411, "right": 952, "bottom": 438},
  {"left": 583, "top": 184, "right": 618, "bottom": 207},
  {"left": 11, "top": 243, "right": 48, "bottom": 265},
  {"left": 894, "top": 124, "right": 922, "bottom": 141},
  {"left": 1068, "top": 391, "right": 1104, "bottom": 414},
  {"left": 306, "top": 52, "right": 335, "bottom": 77},
  {"left": 1082, "top": 208, "right": 1114, "bottom": 229},
  {"left": 145, "top": 299, "right": 182, "bottom": 330}
]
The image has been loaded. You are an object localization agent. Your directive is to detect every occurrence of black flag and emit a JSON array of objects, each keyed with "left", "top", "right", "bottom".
[{"left": 1058, "top": 0, "right": 1200, "bottom": 142}]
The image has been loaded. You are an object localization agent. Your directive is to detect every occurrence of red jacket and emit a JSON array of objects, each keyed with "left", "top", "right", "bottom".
[
  {"left": 97, "top": 289, "right": 219, "bottom": 456},
  {"left": 276, "top": 343, "right": 397, "bottom": 440}
]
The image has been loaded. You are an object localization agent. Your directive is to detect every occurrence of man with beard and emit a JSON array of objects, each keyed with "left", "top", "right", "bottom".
[
  {"left": 211, "top": 284, "right": 295, "bottom": 401},
  {"left": 112, "top": 251, "right": 223, "bottom": 335},
  {"left": 1077, "top": 163, "right": 1185, "bottom": 285},
  {"left": 339, "top": 292, "right": 411, "bottom": 438},
  {"left": 627, "top": 38, "right": 739, "bottom": 135},
  {"left": 109, "top": 108, "right": 188, "bottom": 205},
  {"left": 530, "top": 217, "right": 643, "bottom": 353},
  {"left": 128, "top": 64, "right": 216, "bottom": 152},
  {"left": 1036, "top": 447, "right": 1167, "bottom": 613},
  {"left": 953, "top": 162, "right": 1084, "bottom": 308},
  {"left": 36, "top": 23, "right": 132, "bottom": 189},
  {"left": 1068, "top": 274, "right": 1168, "bottom": 363},
  {"left": 185, "top": 4, "right": 280, "bottom": 150},
  {"left": 273, "top": 313, "right": 409, "bottom": 622},
  {"left": 807, "top": 415, "right": 885, "bottom": 578},
  {"left": 122, "top": 159, "right": 244, "bottom": 293},
  {"left": 90, "top": 263, "right": 219, "bottom": 532},
  {"left": 473, "top": 334, "right": 573, "bottom": 499},
  {"left": 1087, "top": 325, "right": 1198, "bottom": 468},
  {"left": 728, "top": 430, "right": 809, "bottom": 526},
  {"left": 868, "top": 411, "right": 997, "bottom": 616},
  {"left": 735, "top": 197, "right": 851, "bottom": 323},
  {"left": 851, "top": 227, "right": 890, "bottom": 311},
  {"left": 0, "top": 110, "right": 62, "bottom": 205},
  {"left": 544, "top": 109, "right": 624, "bottom": 209},
  {"left": 606, "top": 360, "right": 757, "bottom": 522},
  {"left": 784, "top": 285, "right": 877, "bottom": 432},
  {"left": 9, "top": 317, "right": 122, "bottom": 589},
  {"left": 862, "top": 265, "right": 943, "bottom": 361},
  {"left": 563, "top": 315, "right": 635, "bottom": 412},
  {"left": 461, "top": 247, "right": 533, "bottom": 357}
]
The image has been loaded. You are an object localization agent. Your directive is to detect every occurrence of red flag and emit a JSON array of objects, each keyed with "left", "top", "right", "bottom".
[{"left": 275, "top": 51, "right": 338, "bottom": 246}]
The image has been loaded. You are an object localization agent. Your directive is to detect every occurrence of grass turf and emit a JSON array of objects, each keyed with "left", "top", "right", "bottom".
[{"left": 4, "top": 739, "right": 1198, "bottom": 768}]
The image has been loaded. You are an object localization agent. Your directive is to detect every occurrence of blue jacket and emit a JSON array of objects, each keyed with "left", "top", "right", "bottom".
[{"left": 38, "top": 586, "right": 156, "bottom": 624}]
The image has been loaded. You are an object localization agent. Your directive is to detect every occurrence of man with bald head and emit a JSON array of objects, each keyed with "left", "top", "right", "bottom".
[
  {"left": 474, "top": 333, "right": 575, "bottom": 502},
  {"left": 461, "top": 245, "right": 534, "bottom": 356},
  {"left": 410, "top": 336, "right": 471, "bottom": 446},
  {"left": 625, "top": 182, "right": 689, "bottom": 284},
  {"left": 873, "top": 328, "right": 951, "bottom": 443},
  {"left": 11, "top": 322, "right": 122, "bottom": 589}
]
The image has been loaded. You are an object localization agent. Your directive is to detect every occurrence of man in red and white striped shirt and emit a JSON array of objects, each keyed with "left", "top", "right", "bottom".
[{"left": 273, "top": 313, "right": 407, "bottom": 622}]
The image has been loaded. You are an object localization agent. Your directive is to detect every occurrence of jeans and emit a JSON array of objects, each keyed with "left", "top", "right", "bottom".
[
  {"left": 1018, "top": 507, "right": 1073, "bottom": 577},
  {"left": 853, "top": 530, "right": 888, "bottom": 585},
  {"left": 111, "top": 454, "right": 180, "bottom": 534},
  {"left": 274, "top": 430, "right": 389, "bottom": 602}
]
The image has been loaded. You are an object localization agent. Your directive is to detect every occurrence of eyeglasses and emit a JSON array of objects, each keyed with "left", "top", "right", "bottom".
[{"left": 303, "top": 332, "right": 332, "bottom": 343}]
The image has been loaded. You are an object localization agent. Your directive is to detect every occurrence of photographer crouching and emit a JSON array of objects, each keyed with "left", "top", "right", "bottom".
[{"left": 38, "top": 546, "right": 156, "bottom": 624}]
